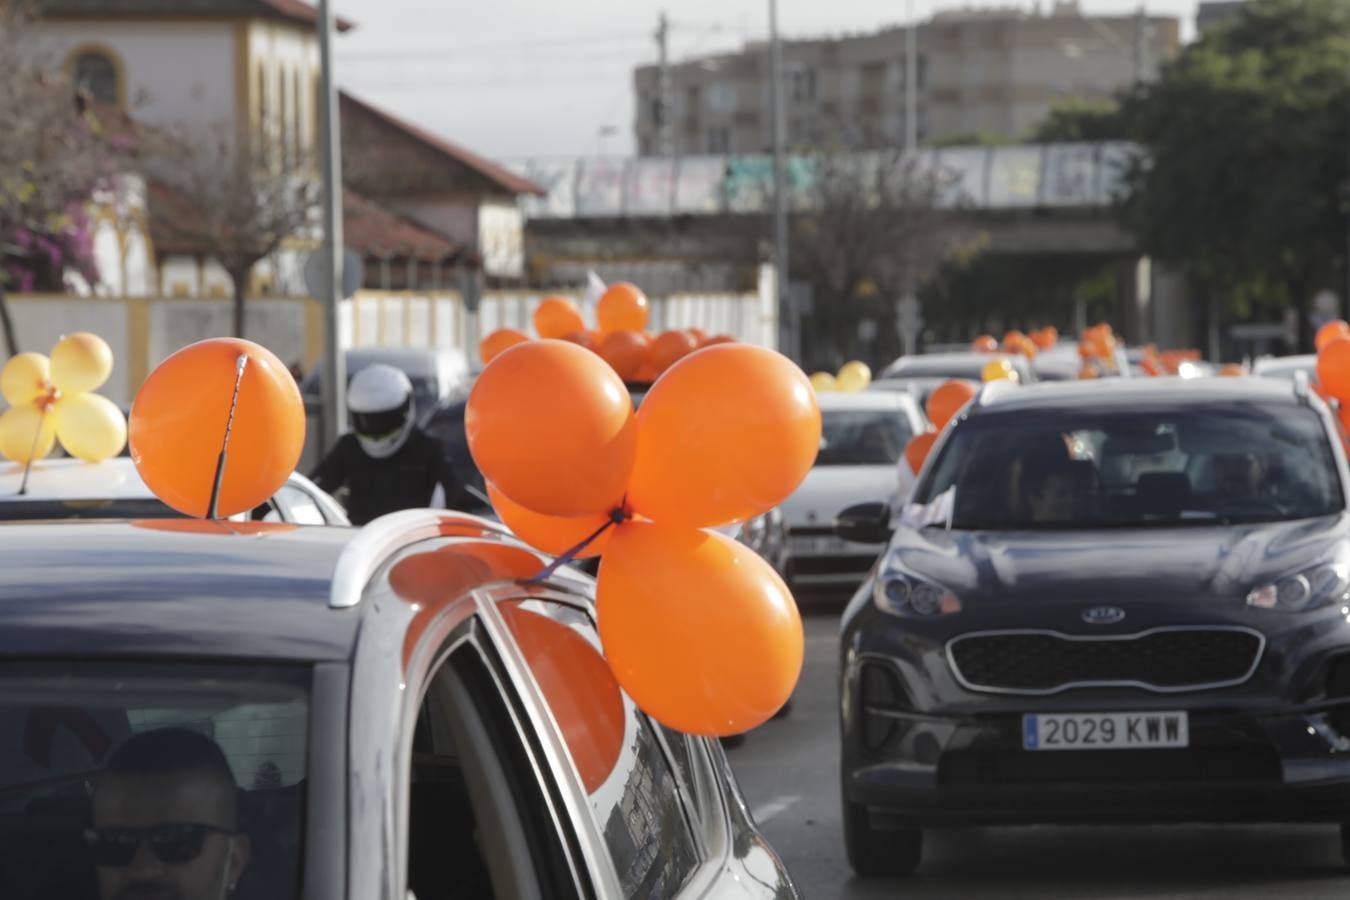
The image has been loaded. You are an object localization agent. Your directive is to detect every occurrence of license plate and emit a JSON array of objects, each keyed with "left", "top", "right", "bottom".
[{"left": 1023, "top": 712, "right": 1188, "bottom": 751}]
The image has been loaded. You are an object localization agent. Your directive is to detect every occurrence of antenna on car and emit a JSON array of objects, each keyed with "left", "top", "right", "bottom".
[{"left": 207, "top": 355, "right": 249, "bottom": 520}]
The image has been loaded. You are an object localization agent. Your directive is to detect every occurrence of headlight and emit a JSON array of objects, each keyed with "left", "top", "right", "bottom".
[
  {"left": 873, "top": 572, "right": 962, "bottom": 618},
  {"left": 1246, "top": 562, "right": 1350, "bottom": 611}
]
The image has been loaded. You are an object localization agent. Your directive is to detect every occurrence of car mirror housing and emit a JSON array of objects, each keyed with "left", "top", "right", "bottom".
[{"left": 835, "top": 502, "right": 893, "bottom": 545}]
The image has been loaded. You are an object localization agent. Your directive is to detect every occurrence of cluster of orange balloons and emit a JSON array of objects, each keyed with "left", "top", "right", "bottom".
[
  {"left": 1316, "top": 320, "right": 1350, "bottom": 432},
  {"left": 466, "top": 338, "right": 819, "bottom": 736},
  {"left": 0, "top": 333, "right": 127, "bottom": 465},
  {"left": 128, "top": 338, "right": 305, "bottom": 518},
  {"left": 1076, "top": 323, "right": 1121, "bottom": 378},
  {"left": 903, "top": 379, "right": 977, "bottom": 473},
  {"left": 478, "top": 283, "right": 736, "bottom": 383},
  {"left": 971, "top": 327, "right": 1057, "bottom": 358}
]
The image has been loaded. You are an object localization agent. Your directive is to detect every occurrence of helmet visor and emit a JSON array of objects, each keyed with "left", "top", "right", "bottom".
[{"left": 351, "top": 397, "right": 411, "bottom": 439}]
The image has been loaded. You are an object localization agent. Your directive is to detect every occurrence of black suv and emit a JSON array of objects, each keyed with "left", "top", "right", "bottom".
[{"left": 837, "top": 376, "right": 1350, "bottom": 875}]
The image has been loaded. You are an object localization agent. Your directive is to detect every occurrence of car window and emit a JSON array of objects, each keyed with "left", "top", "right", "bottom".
[
  {"left": 274, "top": 485, "right": 325, "bottom": 526},
  {"left": 913, "top": 403, "right": 1344, "bottom": 529},
  {"left": 407, "top": 642, "right": 581, "bottom": 900},
  {"left": 500, "top": 599, "right": 701, "bottom": 900},
  {"left": 818, "top": 409, "right": 913, "bottom": 466},
  {"left": 0, "top": 661, "right": 308, "bottom": 900}
]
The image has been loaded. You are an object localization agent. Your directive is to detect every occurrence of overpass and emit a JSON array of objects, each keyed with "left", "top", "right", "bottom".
[{"left": 510, "top": 143, "right": 1191, "bottom": 348}]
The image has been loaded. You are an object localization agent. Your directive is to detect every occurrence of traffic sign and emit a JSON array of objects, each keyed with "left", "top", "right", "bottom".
[{"left": 304, "top": 248, "right": 365, "bottom": 301}]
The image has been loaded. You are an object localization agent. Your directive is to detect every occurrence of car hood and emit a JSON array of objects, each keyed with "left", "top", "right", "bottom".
[
  {"left": 886, "top": 514, "right": 1350, "bottom": 604},
  {"left": 781, "top": 466, "right": 896, "bottom": 528}
]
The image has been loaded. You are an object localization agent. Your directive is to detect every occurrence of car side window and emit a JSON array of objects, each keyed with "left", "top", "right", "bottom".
[
  {"left": 500, "top": 599, "right": 701, "bottom": 899},
  {"left": 406, "top": 642, "right": 580, "bottom": 900}
]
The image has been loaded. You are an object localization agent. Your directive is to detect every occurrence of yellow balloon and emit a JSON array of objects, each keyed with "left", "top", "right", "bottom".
[
  {"left": 982, "top": 359, "right": 1019, "bottom": 383},
  {"left": 1, "top": 353, "right": 51, "bottom": 406},
  {"left": 54, "top": 393, "right": 127, "bottom": 463},
  {"left": 50, "top": 332, "right": 113, "bottom": 394},
  {"left": 809, "top": 372, "right": 837, "bottom": 392},
  {"left": 0, "top": 405, "right": 57, "bottom": 463},
  {"left": 837, "top": 360, "right": 872, "bottom": 392}
]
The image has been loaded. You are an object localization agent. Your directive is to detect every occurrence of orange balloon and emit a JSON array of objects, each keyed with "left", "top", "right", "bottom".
[
  {"left": 533, "top": 296, "right": 585, "bottom": 340},
  {"left": 1219, "top": 364, "right": 1244, "bottom": 377},
  {"left": 627, "top": 345, "right": 820, "bottom": 528},
  {"left": 925, "top": 379, "right": 978, "bottom": 429},
  {"left": 650, "top": 330, "right": 698, "bottom": 373},
  {"left": 129, "top": 338, "right": 304, "bottom": 518},
  {"left": 1319, "top": 336, "right": 1350, "bottom": 401},
  {"left": 488, "top": 482, "right": 612, "bottom": 558},
  {"left": 597, "top": 282, "right": 649, "bottom": 334},
  {"left": 479, "top": 328, "right": 529, "bottom": 364},
  {"left": 466, "top": 340, "right": 636, "bottom": 517},
  {"left": 596, "top": 522, "right": 802, "bottom": 736},
  {"left": 500, "top": 601, "right": 625, "bottom": 793},
  {"left": 1032, "top": 327, "right": 1059, "bottom": 350},
  {"left": 1317, "top": 320, "right": 1350, "bottom": 352},
  {"left": 697, "top": 334, "right": 736, "bottom": 348},
  {"left": 1001, "top": 330, "right": 1026, "bottom": 351},
  {"left": 1079, "top": 363, "right": 1100, "bottom": 379},
  {"left": 971, "top": 335, "right": 998, "bottom": 353},
  {"left": 633, "top": 362, "right": 660, "bottom": 383},
  {"left": 904, "top": 432, "right": 937, "bottom": 473},
  {"left": 687, "top": 327, "right": 708, "bottom": 343},
  {"left": 597, "top": 330, "right": 652, "bottom": 382},
  {"left": 560, "top": 329, "right": 598, "bottom": 352}
]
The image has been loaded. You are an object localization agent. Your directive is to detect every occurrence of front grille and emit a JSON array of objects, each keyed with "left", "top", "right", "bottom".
[
  {"left": 789, "top": 556, "right": 876, "bottom": 576},
  {"left": 948, "top": 627, "right": 1264, "bottom": 695},
  {"left": 938, "top": 746, "right": 1281, "bottom": 786}
]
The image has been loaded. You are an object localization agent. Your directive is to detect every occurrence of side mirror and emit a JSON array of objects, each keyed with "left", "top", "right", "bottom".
[{"left": 834, "top": 502, "right": 893, "bottom": 545}]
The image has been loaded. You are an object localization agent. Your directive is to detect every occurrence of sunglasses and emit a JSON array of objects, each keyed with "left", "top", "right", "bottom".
[{"left": 83, "top": 823, "right": 236, "bottom": 867}]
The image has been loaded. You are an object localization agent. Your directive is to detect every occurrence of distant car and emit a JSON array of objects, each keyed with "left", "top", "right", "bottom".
[
  {"left": 1253, "top": 353, "right": 1317, "bottom": 383},
  {"left": 1035, "top": 342, "right": 1133, "bottom": 381},
  {"left": 881, "top": 351, "right": 1038, "bottom": 384},
  {"left": 781, "top": 392, "right": 926, "bottom": 590},
  {"left": 0, "top": 457, "right": 349, "bottom": 525},
  {"left": 867, "top": 375, "right": 952, "bottom": 414},
  {"left": 0, "top": 510, "right": 800, "bottom": 899},
  {"left": 302, "top": 347, "right": 471, "bottom": 427}
]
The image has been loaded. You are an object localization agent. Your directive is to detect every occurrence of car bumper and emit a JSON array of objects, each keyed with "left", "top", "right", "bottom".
[
  {"left": 844, "top": 698, "right": 1350, "bottom": 827},
  {"left": 786, "top": 533, "right": 881, "bottom": 586}
]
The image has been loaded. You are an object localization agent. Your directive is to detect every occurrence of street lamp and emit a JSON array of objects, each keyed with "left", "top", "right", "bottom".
[{"left": 768, "top": 0, "right": 791, "bottom": 358}]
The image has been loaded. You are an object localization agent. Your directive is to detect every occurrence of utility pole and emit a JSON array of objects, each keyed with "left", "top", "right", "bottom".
[
  {"left": 655, "top": 12, "right": 672, "bottom": 156},
  {"left": 317, "top": 0, "right": 346, "bottom": 450},
  {"left": 768, "top": 0, "right": 791, "bottom": 358},
  {"left": 904, "top": 0, "right": 918, "bottom": 155},
  {"left": 897, "top": 0, "right": 920, "bottom": 359},
  {"left": 1133, "top": 5, "right": 1150, "bottom": 84}
]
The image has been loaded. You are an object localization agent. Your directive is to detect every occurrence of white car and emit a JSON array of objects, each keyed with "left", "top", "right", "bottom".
[
  {"left": 781, "top": 392, "right": 926, "bottom": 589},
  {"left": 1253, "top": 353, "right": 1317, "bottom": 382},
  {"left": 0, "top": 458, "right": 349, "bottom": 525}
]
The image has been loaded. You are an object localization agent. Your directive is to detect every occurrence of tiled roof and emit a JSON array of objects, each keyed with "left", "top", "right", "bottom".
[
  {"left": 342, "top": 189, "right": 459, "bottom": 260},
  {"left": 40, "top": 0, "right": 354, "bottom": 31},
  {"left": 340, "top": 92, "right": 544, "bottom": 197}
]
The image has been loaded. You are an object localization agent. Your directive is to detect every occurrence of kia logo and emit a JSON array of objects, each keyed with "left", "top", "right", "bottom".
[{"left": 1082, "top": 606, "right": 1126, "bottom": 625}]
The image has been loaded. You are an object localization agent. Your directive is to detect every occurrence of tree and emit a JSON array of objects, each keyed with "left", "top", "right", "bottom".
[
  {"left": 789, "top": 150, "right": 983, "bottom": 370},
  {"left": 1119, "top": 0, "right": 1350, "bottom": 350},
  {"left": 145, "top": 123, "right": 317, "bottom": 338},
  {"left": 1031, "top": 99, "right": 1129, "bottom": 143},
  {"left": 0, "top": 5, "right": 115, "bottom": 356}
]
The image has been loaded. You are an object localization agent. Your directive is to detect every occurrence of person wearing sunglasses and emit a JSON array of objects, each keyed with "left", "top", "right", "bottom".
[{"left": 86, "top": 728, "right": 251, "bottom": 900}]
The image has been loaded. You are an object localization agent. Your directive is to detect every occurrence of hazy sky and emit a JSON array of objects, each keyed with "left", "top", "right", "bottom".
[{"left": 331, "top": 0, "right": 1199, "bottom": 163}]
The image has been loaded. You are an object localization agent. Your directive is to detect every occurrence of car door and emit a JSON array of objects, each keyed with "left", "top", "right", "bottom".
[
  {"left": 486, "top": 586, "right": 728, "bottom": 898},
  {"left": 397, "top": 610, "right": 595, "bottom": 900}
]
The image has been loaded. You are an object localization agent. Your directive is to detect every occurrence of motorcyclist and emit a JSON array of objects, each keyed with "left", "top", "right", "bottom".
[{"left": 311, "top": 364, "right": 475, "bottom": 525}]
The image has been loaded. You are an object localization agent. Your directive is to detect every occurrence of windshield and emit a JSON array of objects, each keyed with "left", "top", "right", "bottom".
[
  {"left": 912, "top": 403, "right": 1343, "bottom": 529},
  {"left": 0, "top": 662, "right": 308, "bottom": 899},
  {"left": 817, "top": 409, "right": 914, "bottom": 466},
  {"left": 0, "top": 499, "right": 183, "bottom": 521}
]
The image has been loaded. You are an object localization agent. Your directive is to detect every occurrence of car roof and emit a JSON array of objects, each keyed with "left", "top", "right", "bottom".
[
  {"left": 973, "top": 374, "right": 1300, "bottom": 414},
  {"left": 0, "top": 457, "right": 311, "bottom": 505},
  {"left": 1253, "top": 354, "right": 1317, "bottom": 373},
  {"left": 0, "top": 520, "right": 362, "bottom": 660},
  {"left": 0, "top": 458, "right": 153, "bottom": 501},
  {"left": 817, "top": 391, "right": 921, "bottom": 411}
]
